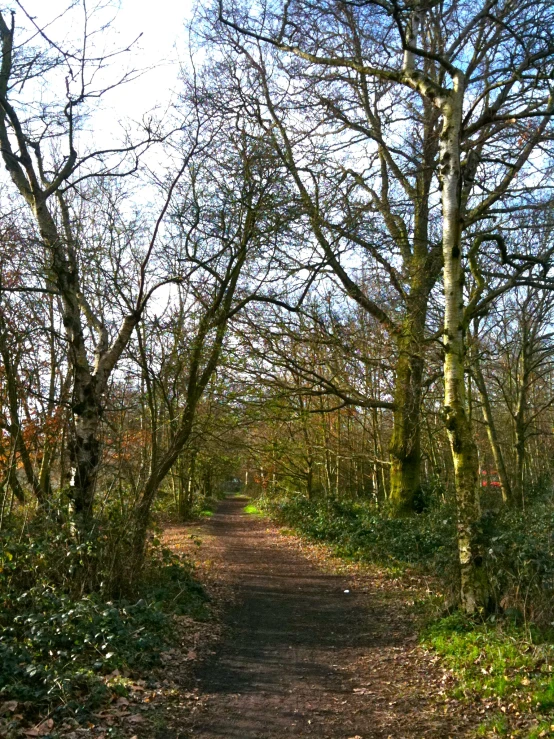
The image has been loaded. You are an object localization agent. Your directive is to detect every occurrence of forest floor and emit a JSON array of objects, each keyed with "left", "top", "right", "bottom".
[{"left": 142, "top": 496, "right": 485, "bottom": 739}]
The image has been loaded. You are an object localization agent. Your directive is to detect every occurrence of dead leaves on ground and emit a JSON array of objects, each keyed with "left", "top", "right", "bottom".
[{"left": 22, "top": 719, "right": 54, "bottom": 737}]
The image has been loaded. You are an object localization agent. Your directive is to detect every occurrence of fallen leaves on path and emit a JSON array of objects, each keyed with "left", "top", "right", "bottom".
[{"left": 21, "top": 504, "right": 549, "bottom": 739}]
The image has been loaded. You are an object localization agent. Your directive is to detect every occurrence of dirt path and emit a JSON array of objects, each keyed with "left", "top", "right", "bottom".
[{"left": 167, "top": 498, "right": 479, "bottom": 739}]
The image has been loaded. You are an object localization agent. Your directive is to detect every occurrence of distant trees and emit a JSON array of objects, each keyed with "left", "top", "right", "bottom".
[
  {"left": 486, "top": 289, "right": 554, "bottom": 508},
  {"left": 0, "top": 225, "right": 60, "bottom": 504},
  {"left": 215, "top": 0, "right": 554, "bottom": 612},
  {"left": 210, "top": 0, "right": 443, "bottom": 518},
  {"left": 2, "top": 0, "right": 554, "bottom": 615}
]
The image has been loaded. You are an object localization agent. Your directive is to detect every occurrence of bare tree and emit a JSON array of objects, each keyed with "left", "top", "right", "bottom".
[
  {"left": 0, "top": 6, "right": 199, "bottom": 527},
  {"left": 216, "top": 0, "right": 554, "bottom": 611},
  {"left": 129, "top": 110, "right": 291, "bottom": 563}
]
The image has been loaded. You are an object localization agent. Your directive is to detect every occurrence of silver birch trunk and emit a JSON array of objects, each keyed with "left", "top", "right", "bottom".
[{"left": 440, "top": 75, "right": 490, "bottom": 613}]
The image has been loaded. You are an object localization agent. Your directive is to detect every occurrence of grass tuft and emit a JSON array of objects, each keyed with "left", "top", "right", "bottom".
[
  {"left": 422, "top": 613, "right": 554, "bottom": 717},
  {"left": 243, "top": 504, "right": 263, "bottom": 516}
]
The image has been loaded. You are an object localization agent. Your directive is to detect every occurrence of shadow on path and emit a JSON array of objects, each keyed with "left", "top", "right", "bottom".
[{"left": 183, "top": 499, "right": 472, "bottom": 739}]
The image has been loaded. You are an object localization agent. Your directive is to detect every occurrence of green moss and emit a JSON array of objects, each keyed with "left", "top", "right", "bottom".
[
  {"left": 527, "top": 721, "right": 554, "bottom": 738},
  {"left": 536, "top": 683, "right": 554, "bottom": 711},
  {"left": 243, "top": 504, "right": 263, "bottom": 516},
  {"left": 477, "top": 714, "right": 509, "bottom": 736},
  {"left": 422, "top": 614, "right": 554, "bottom": 715}
]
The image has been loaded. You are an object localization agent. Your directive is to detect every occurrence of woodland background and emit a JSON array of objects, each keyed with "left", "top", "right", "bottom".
[{"left": 1, "top": 0, "right": 554, "bottom": 735}]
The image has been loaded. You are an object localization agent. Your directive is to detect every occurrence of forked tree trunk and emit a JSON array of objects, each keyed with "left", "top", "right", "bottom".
[
  {"left": 131, "top": 238, "right": 247, "bottom": 569},
  {"left": 132, "top": 403, "right": 198, "bottom": 569},
  {"left": 35, "top": 202, "right": 105, "bottom": 525}
]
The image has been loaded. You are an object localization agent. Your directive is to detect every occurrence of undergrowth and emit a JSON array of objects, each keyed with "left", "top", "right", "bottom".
[
  {"left": 262, "top": 494, "right": 458, "bottom": 576},
  {"left": 423, "top": 614, "right": 554, "bottom": 722},
  {"left": 0, "top": 512, "right": 208, "bottom": 731},
  {"left": 263, "top": 494, "right": 554, "bottom": 622}
]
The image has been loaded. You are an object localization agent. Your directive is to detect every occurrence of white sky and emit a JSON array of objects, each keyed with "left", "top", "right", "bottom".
[
  {"left": 10, "top": 0, "right": 195, "bottom": 134},
  {"left": 97, "top": 0, "right": 194, "bottom": 120}
]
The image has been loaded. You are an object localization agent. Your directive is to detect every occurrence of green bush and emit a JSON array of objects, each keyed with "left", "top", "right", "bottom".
[
  {"left": 263, "top": 494, "right": 458, "bottom": 575},
  {"left": 263, "top": 493, "right": 554, "bottom": 622},
  {"left": 0, "top": 516, "right": 207, "bottom": 721},
  {"left": 479, "top": 502, "right": 554, "bottom": 623}
]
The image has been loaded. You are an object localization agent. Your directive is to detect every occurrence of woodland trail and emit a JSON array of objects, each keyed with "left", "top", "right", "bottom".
[
  {"left": 160, "top": 499, "right": 482, "bottom": 738},
  {"left": 169, "top": 498, "right": 479, "bottom": 739}
]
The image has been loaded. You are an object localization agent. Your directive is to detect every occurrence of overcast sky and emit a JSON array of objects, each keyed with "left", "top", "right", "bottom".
[
  {"left": 97, "top": 0, "right": 194, "bottom": 120},
  {"left": 11, "top": 0, "right": 195, "bottom": 134}
]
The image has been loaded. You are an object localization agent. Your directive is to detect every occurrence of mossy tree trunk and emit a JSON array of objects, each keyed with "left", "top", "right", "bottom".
[
  {"left": 389, "top": 108, "right": 441, "bottom": 516},
  {"left": 389, "top": 310, "right": 425, "bottom": 515}
]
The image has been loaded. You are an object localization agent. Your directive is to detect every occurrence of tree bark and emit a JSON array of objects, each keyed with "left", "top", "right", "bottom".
[
  {"left": 389, "top": 300, "right": 426, "bottom": 514},
  {"left": 471, "top": 361, "right": 513, "bottom": 505},
  {"left": 35, "top": 200, "right": 103, "bottom": 522},
  {"left": 513, "top": 388, "right": 527, "bottom": 509},
  {"left": 440, "top": 77, "right": 490, "bottom": 614},
  {"left": 388, "top": 94, "right": 440, "bottom": 516}
]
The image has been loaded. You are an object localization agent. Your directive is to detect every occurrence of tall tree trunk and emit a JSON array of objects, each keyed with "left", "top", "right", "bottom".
[
  {"left": 36, "top": 201, "right": 102, "bottom": 523},
  {"left": 305, "top": 460, "right": 314, "bottom": 500},
  {"left": 440, "top": 78, "right": 490, "bottom": 614},
  {"left": 513, "top": 391, "right": 526, "bottom": 508},
  {"left": 179, "top": 452, "right": 196, "bottom": 520},
  {"left": 335, "top": 409, "right": 341, "bottom": 497},
  {"left": 389, "top": 98, "right": 440, "bottom": 516},
  {"left": 471, "top": 361, "right": 513, "bottom": 505},
  {"left": 371, "top": 406, "right": 387, "bottom": 502},
  {"left": 389, "top": 303, "right": 426, "bottom": 515}
]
